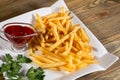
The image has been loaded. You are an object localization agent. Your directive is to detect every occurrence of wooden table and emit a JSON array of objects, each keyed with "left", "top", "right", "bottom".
[{"left": 0, "top": 0, "right": 120, "bottom": 80}]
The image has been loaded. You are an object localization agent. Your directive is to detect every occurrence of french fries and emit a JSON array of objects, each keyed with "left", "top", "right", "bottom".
[{"left": 28, "top": 7, "right": 97, "bottom": 72}]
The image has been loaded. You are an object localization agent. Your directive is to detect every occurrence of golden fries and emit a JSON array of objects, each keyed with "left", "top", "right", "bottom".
[{"left": 28, "top": 7, "right": 97, "bottom": 72}]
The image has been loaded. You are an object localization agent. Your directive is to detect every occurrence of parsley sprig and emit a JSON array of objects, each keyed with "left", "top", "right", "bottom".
[{"left": 0, "top": 54, "right": 45, "bottom": 80}]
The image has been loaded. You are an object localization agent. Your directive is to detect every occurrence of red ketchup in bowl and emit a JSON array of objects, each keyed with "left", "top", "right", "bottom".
[{"left": 4, "top": 23, "right": 35, "bottom": 49}]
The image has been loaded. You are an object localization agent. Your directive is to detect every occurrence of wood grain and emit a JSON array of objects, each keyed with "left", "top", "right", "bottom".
[{"left": 0, "top": 0, "right": 120, "bottom": 80}]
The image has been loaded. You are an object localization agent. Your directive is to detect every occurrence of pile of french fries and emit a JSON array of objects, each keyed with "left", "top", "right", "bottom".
[{"left": 28, "top": 7, "right": 97, "bottom": 72}]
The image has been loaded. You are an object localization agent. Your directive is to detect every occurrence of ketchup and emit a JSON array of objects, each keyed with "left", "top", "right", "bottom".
[
  {"left": 4, "top": 24, "right": 35, "bottom": 49},
  {"left": 4, "top": 25, "right": 34, "bottom": 37}
]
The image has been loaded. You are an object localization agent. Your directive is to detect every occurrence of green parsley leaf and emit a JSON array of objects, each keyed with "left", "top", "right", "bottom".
[
  {"left": 11, "top": 61, "right": 18, "bottom": 68},
  {"left": 17, "top": 55, "right": 32, "bottom": 63},
  {"left": 35, "top": 67, "right": 44, "bottom": 76},
  {"left": 0, "top": 63, "right": 11, "bottom": 73},
  {"left": 5, "top": 54, "right": 13, "bottom": 62},
  {"left": 26, "top": 67, "right": 45, "bottom": 80},
  {"left": 11, "top": 62, "right": 22, "bottom": 73},
  {"left": 26, "top": 67, "right": 36, "bottom": 80},
  {"left": 7, "top": 71, "right": 19, "bottom": 78}
]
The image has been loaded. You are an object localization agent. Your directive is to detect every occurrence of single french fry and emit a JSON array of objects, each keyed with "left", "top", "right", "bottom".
[
  {"left": 71, "top": 46, "right": 78, "bottom": 52},
  {"left": 74, "top": 33, "right": 81, "bottom": 41},
  {"left": 62, "top": 33, "right": 75, "bottom": 55},
  {"left": 80, "top": 27, "right": 90, "bottom": 42},
  {"left": 73, "top": 40, "right": 81, "bottom": 50},
  {"left": 54, "top": 20, "right": 66, "bottom": 34},
  {"left": 73, "top": 57, "right": 81, "bottom": 65},
  {"left": 41, "top": 62, "right": 65, "bottom": 69},
  {"left": 35, "top": 14, "right": 46, "bottom": 33},
  {"left": 32, "top": 57, "right": 65, "bottom": 68},
  {"left": 31, "top": 57, "right": 44, "bottom": 66},
  {"left": 65, "top": 42, "right": 69, "bottom": 51},
  {"left": 44, "top": 54, "right": 62, "bottom": 62},
  {"left": 76, "top": 62, "right": 88, "bottom": 70},
  {"left": 61, "top": 6, "right": 66, "bottom": 14},
  {"left": 48, "top": 16, "right": 71, "bottom": 21},
  {"left": 67, "top": 54, "right": 73, "bottom": 65},
  {"left": 78, "top": 41, "right": 85, "bottom": 51},
  {"left": 64, "top": 64, "right": 76, "bottom": 72},
  {"left": 28, "top": 42, "right": 34, "bottom": 56},
  {"left": 65, "top": 20, "right": 71, "bottom": 30},
  {"left": 49, "top": 21, "right": 60, "bottom": 41},
  {"left": 43, "top": 13, "right": 58, "bottom": 19},
  {"left": 32, "top": 53, "right": 55, "bottom": 63}
]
